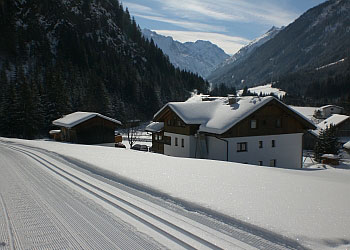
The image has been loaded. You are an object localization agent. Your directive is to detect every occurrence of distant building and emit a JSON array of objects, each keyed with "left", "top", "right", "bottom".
[
  {"left": 311, "top": 114, "right": 350, "bottom": 142},
  {"left": 145, "top": 122, "right": 165, "bottom": 154},
  {"left": 52, "top": 112, "right": 122, "bottom": 144},
  {"left": 314, "top": 105, "right": 345, "bottom": 119},
  {"left": 147, "top": 96, "right": 315, "bottom": 169},
  {"left": 291, "top": 105, "right": 348, "bottom": 150}
]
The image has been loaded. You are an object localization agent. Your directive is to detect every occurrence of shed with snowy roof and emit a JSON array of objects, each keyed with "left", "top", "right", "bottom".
[
  {"left": 52, "top": 112, "right": 122, "bottom": 144},
  {"left": 149, "top": 96, "right": 316, "bottom": 169}
]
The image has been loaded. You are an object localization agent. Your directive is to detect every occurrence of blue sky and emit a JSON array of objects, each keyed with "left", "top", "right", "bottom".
[{"left": 122, "top": 0, "right": 327, "bottom": 54}]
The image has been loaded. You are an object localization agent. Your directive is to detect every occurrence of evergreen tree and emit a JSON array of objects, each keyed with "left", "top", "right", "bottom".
[
  {"left": 0, "top": 0, "right": 209, "bottom": 138},
  {"left": 2, "top": 84, "right": 23, "bottom": 137},
  {"left": 314, "top": 124, "right": 339, "bottom": 162},
  {"left": 84, "top": 73, "right": 112, "bottom": 116}
]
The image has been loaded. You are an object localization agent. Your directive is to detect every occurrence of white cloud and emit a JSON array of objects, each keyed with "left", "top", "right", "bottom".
[
  {"left": 153, "top": 30, "right": 250, "bottom": 55},
  {"left": 154, "top": 0, "right": 297, "bottom": 26},
  {"left": 122, "top": 2, "right": 163, "bottom": 17},
  {"left": 135, "top": 14, "right": 227, "bottom": 32}
]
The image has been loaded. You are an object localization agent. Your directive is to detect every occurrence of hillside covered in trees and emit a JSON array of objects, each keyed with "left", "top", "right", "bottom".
[
  {"left": 0, "top": 0, "right": 209, "bottom": 139},
  {"left": 276, "top": 57, "right": 350, "bottom": 112}
]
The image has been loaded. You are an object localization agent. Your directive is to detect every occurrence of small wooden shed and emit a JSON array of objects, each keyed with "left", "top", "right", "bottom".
[
  {"left": 52, "top": 112, "right": 122, "bottom": 144},
  {"left": 321, "top": 154, "right": 340, "bottom": 165}
]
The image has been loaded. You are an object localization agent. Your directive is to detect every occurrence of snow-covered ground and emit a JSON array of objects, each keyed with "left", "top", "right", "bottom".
[
  {"left": 237, "top": 84, "right": 286, "bottom": 98},
  {"left": 1, "top": 137, "right": 350, "bottom": 249}
]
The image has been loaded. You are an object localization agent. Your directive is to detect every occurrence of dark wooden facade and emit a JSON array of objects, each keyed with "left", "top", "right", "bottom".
[
  {"left": 155, "top": 107, "right": 199, "bottom": 136},
  {"left": 337, "top": 118, "right": 350, "bottom": 137},
  {"left": 221, "top": 99, "right": 311, "bottom": 138},
  {"left": 151, "top": 131, "right": 165, "bottom": 154},
  {"left": 59, "top": 116, "right": 118, "bottom": 144},
  {"left": 154, "top": 99, "right": 314, "bottom": 140}
]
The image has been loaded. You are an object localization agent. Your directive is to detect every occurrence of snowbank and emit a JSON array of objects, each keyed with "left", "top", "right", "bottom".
[{"left": 2, "top": 137, "right": 350, "bottom": 249}]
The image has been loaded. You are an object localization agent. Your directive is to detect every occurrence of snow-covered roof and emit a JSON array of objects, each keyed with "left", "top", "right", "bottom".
[
  {"left": 145, "top": 122, "right": 164, "bottom": 132},
  {"left": 311, "top": 114, "right": 349, "bottom": 136},
  {"left": 319, "top": 104, "right": 344, "bottom": 110},
  {"left": 321, "top": 154, "right": 340, "bottom": 160},
  {"left": 49, "top": 130, "right": 61, "bottom": 134},
  {"left": 53, "top": 112, "right": 122, "bottom": 128},
  {"left": 318, "top": 114, "right": 349, "bottom": 130},
  {"left": 344, "top": 141, "right": 350, "bottom": 150},
  {"left": 290, "top": 106, "right": 319, "bottom": 120},
  {"left": 154, "top": 96, "right": 315, "bottom": 134}
]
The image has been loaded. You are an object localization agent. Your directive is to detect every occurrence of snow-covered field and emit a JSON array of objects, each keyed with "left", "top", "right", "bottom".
[
  {"left": 1, "top": 137, "right": 350, "bottom": 249},
  {"left": 237, "top": 84, "right": 286, "bottom": 98}
]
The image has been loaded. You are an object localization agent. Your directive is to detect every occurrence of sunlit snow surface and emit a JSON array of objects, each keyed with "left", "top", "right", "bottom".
[
  {"left": 2, "top": 138, "right": 350, "bottom": 249},
  {"left": 237, "top": 84, "right": 286, "bottom": 98}
]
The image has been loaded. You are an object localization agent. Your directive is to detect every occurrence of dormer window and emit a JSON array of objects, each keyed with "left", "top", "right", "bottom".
[
  {"left": 250, "top": 119, "right": 257, "bottom": 129},
  {"left": 276, "top": 118, "right": 281, "bottom": 128}
]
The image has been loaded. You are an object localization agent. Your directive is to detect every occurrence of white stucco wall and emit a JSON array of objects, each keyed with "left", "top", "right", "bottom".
[
  {"left": 164, "top": 132, "right": 196, "bottom": 158},
  {"left": 164, "top": 132, "right": 303, "bottom": 169},
  {"left": 206, "top": 133, "right": 303, "bottom": 169}
]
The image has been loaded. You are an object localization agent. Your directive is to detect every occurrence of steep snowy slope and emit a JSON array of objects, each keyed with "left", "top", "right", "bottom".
[
  {"left": 208, "top": 26, "right": 282, "bottom": 85},
  {"left": 142, "top": 29, "right": 229, "bottom": 78}
]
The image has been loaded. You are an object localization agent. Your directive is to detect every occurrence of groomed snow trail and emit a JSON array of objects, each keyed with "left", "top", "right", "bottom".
[
  {"left": 0, "top": 144, "right": 164, "bottom": 250},
  {"left": 0, "top": 142, "right": 307, "bottom": 249}
]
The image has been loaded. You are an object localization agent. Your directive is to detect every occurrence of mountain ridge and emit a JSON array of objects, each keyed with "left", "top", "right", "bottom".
[
  {"left": 208, "top": 0, "right": 350, "bottom": 89},
  {"left": 208, "top": 26, "right": 282, "bottom": 85},
  {"left": 142, "top": 29, "right": 229, "bottom": 78}
]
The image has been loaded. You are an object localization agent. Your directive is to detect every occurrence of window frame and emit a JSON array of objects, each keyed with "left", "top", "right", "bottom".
[
  {"left": 270, "top": 159, "right": 276, "bottom": 167},
  {"left": 237, "top": 142, "right": 248, "bottom": 152},
  {"left": 250, "top": 119, "right": 257, "bottom": 129},
  {"left": 164, "top": 136, "right": 171, "bottom": 145}
]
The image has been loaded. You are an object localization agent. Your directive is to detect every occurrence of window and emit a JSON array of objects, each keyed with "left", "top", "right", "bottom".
[
  {"left": 270, "top": 159, "right": 276, "bottom": 167},
  {"left": 164, "top": 136, "right": 171, "bottom": 145},
  {"left": 181, "top": 138, "right": 184, "bottom": 148},
  {"left": 167, "top": 119, "right": 171, "bottom": 126},
  {"left": 159, "top": 135, "right": 163, "bottom": 141},
  {"left": 272, "top": 140, "right": 275, "bottom": 147},
  {"left": 276, "top": 118, "right": 281, "bottom": 128},
  {"left": 175, "top": 137, "right": 178, "bottom": 146},
  {"left": 258, "top": 161, "right": 263, "bottom": 166},
  {"left": 250, "top": 119, "right": 257, "bottom": 129},
  {"left": 176, "top": 120, "right": 182, "bottom": 127},
  {"left": 259, "top": 141, "right": 263, "bottom": 148},
  {"left": 237, "top": 142, "right": 247, "bottom": 152}
]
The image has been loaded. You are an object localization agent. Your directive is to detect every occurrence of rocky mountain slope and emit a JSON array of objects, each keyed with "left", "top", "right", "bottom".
[
  {"left": 0, "top": 0, "right": 208, "bottom": 138},
  {"left": 142, "top": 29, "right": 229, "bottom": 78},
  {"left": 208, "top": 0, "right": 350, "bottom": 89},
  {"left": 208, "top": 26, "right": 282, "bottom": 84}
]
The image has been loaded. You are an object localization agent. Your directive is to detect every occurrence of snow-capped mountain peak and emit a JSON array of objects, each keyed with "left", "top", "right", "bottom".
[
  {"left": 142, "top": 29, "right": 229, "bottom": 78},
  {"left": 223, "top": 26, "right": 283, "bottom": 67}
]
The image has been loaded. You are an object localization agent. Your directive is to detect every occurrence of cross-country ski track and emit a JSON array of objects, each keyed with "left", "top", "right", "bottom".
[{"left": 0, "top": 141, "right": 306, "bottom": 249}]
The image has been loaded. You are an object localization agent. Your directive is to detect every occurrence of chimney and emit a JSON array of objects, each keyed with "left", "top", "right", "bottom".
[{"left": 228, "top": 95, "right": 236, "bottom": 105}]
